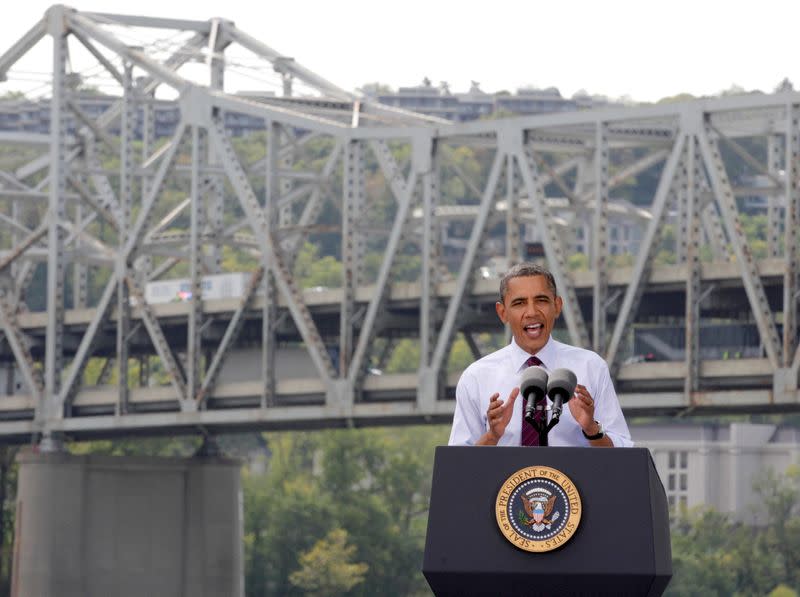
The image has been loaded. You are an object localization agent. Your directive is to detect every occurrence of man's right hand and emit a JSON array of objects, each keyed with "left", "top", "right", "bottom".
[{"left": 477, "top": 387, "right": 519, "bottom": 445}]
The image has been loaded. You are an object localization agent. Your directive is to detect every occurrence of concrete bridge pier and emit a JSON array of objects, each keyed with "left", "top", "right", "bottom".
[{"left": 11, "top": 449, "right": 243, "bottom": 597}]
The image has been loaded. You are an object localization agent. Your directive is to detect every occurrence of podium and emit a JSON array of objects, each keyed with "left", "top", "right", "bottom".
[{"left": 423, "top": 447, "right": 671, "bottom": 597}]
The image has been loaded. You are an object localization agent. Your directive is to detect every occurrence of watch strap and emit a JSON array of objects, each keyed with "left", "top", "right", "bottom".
[{"left": 582, "top": 421, "right": 605, "bottom": 440}]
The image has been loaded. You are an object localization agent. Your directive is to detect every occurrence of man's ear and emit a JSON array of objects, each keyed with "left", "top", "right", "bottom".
[
  {"left": 495, "top": 301, "right": 507, "bottom": 324},
  {"left": 555, "top": 295, "right": 563, "bottom": 318}
]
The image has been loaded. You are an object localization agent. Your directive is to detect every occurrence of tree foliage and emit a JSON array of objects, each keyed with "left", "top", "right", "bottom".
[
  {"left": 293, "top": 242, "right": 343, "bottom": 288},
  {"left": 666, "top": 464, "right": 800, "bottom": 596},
  {"left": 243, "top": 426, "right": 447, "bottom": 597},
  {"left": 289, "top": 528, "right": 368, "bottom": 596}
]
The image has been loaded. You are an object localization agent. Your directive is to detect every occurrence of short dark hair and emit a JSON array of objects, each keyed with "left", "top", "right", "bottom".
[{"left": 498, "top": 263, "right": 558, "bottom": 303}]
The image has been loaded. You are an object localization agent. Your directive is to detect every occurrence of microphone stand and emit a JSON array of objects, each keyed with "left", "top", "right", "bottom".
[{"left": 534, "top": 399, "right": 549, "bottom": 447}]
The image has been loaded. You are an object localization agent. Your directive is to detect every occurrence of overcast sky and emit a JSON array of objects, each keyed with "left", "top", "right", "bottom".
[{"left": 2, "top": 0, "right": 799, "bottom": 102}]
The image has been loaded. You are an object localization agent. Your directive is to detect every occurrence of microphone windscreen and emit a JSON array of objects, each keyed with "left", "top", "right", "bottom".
[
  {"left": 519, "top": 366, "right": 548, "bottom": 399},
  {"left": 547, "top": 368, "right": 577, "bottom": 398}
]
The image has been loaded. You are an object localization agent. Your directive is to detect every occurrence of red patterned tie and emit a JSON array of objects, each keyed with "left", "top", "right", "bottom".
[{"left": 521, "top": 356, "right": 544, "bottom": 446}]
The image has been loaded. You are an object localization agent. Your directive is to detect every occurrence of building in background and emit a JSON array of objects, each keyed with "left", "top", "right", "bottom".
[
  {"left": 0, "top": 91, "right": 262, "bottom": 139},
  {"left": 632, "top": 422, "right": 800, "bottom": 520},
  {"left": 1, "top": 78, "right": 617, "bottom": 136},
  {"left": 372, "top": 78, "right": 613, "bottom": 122}
]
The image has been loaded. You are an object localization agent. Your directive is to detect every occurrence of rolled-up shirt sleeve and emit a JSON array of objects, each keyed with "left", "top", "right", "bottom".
[
  {"left": 448, "top": 369, "right": 485, "bottom": 446},
  {"left": 593, "top": 361, "right": 633, "bottom": 447}
]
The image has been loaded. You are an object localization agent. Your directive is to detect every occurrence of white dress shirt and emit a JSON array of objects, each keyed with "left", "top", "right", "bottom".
[{"left": 448, "top": 336, "right": 633, "bottom": 447}]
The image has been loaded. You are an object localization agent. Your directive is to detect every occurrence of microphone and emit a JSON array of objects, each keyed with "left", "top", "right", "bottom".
[
  {"left": 519, "top": 366, "right": 548, "bottom": 429},
  {"left": 546, "top": 368, "right": 577, "bottom": 426}
]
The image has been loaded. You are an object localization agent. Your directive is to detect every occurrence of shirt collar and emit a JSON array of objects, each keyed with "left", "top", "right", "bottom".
[{"left": 510, "top": 336, "right": 556, "bottom": 372}]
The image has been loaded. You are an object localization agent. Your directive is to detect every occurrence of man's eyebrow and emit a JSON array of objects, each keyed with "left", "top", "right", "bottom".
[{"left": 509, "top": 293, "right": 553, "bottom": 302}]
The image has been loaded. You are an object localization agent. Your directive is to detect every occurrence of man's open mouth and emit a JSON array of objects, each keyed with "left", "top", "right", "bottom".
[{"left": 523, "top": 323, "right": 544, "bottom": 336}]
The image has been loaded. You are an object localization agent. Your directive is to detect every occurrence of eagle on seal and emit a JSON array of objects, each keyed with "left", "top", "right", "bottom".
[{"left": 522, "top": 494, "right": 557, "bottom": 525}]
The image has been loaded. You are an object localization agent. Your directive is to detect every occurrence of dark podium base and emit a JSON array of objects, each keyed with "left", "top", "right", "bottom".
[{"left": 422, "top": 447, "right": 671, "bottom": 597}]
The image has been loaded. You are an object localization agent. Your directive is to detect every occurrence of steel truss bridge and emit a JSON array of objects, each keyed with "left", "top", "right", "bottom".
[{"left": 0, "top": 6, "right": 798, "bottom": 442}]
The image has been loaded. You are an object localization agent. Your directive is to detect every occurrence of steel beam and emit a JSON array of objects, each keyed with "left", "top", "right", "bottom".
[
  {"left": 60, "top": 274, "right": 118, "bottom": 411},
  {"left": 83, "top": 136, "right": 122, "bottom": 224},
  {"left": 67, "top": 12, "right": 189, "bottom": 92},
  {"left": 123, "top": 123, "right": 188, "bottom": 259},
  {"left": 82, "top": 12, "right": 212, "bottom": 32},
  {"left": 208, "top": 117, "right": 336, "bottom": 384},
  {"left": 200, "top": 267, "right": 265, "bottom": 406},
  {"left": 6, "top": 7, "right": 800, "bottom": 437},
  {"left": 72, "top": 203, "right": 87, "bottom": 309},
  {"left": 70, "top": 28, "right": 124, "bottom": 86},
  {"left": 281, "top": 142, "right": 342, "bottom": 262},
  {"left": 116, "top": 63, "right": 135, "bottom": 414},
  {"left": 505, "top": 153, "right": 520, "bottom": 265},
  {"left": 605, "top": 131, "right": 686, "bottom": 372},
  {"left": 0, "top": 292, "right": 43, "bottom": 403},
  {"left": 0, "top": 16, "right": 46, "bottom": 80},
  {"left": 208, "top": 24, "right": 227, "bottom": 273},
  {"left": 186, "top": 126, "right": 206, "bottom": 411},
  {"left": 767, "top": 134, "right": 783, "bottom": 259},
  {"left": 684, "top": 137, "right": 702, "bottom": 397},
  {"left": 0, "top": 224, "right": 47, "bottom": 274},
  {"left": 223, "top": 23, "right": 352, "bottom": 101},
  {"left": 592, "top": 122, "right": 610, "bottom": 353},
  {"left": 786, "top": 106, "right": 800, "bottom": 370},
  {"left": 515, "top": 141, "right": 591, "bottom": 348},
  {"left": 418, "top": 135, "right": 440, "bottom": 404},
  {"left": 700, "top": 199, "right": 729, "bottom": 260},
  {"left": 431, "top": 147, "right": 504, "bottom": 381},
  {"left": 42, "top": 8, "right": 68, "bottom": 435},
  {"left": 261, "top": 272, "right": 278, "bottom": 409},
  {"left": 348, "top": 142, "right": 419, "bottom": 386},
  {"left": 340, "top": 140, "right": 365, "bottom": 376},
  {"left": 697, "top": 120, "right": 782, "bottom": 368},
  {"left": 126, "top": 275, "right": 188, "bottom": 400},
  {"left": 260, "top": 123, "right": 280, "bottom": 409}
]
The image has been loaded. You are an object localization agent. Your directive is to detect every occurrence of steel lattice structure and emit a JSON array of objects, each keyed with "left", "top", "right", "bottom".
[{"left": 0, "top": 6, "right": 798, "bottom": 443}]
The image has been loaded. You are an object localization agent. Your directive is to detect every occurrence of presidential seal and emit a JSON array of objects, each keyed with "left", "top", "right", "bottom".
[{"left": 495, "top": 466, "right": 582, "bottom": 553}]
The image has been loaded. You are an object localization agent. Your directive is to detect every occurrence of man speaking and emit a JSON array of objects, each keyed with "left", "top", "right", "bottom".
[{"left": 448, "top": 263, "right": 632, "bottom": 448}]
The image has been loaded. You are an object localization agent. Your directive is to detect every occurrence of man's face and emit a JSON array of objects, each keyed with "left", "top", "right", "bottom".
[{"left": 495, "top": 275, "right": 563, "bottom": 355}]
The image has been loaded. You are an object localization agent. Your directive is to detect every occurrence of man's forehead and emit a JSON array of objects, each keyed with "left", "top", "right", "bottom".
[
  {"left": 506, "top": 275, "right": 554, "bottom": 292},
  {"left": 504, "top": 276, "right": 557, "bottom": 300}
]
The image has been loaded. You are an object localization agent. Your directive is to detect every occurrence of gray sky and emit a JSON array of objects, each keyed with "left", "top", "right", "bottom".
[{"left": 2, "top": 0, "right": 799, "bottom": 102}]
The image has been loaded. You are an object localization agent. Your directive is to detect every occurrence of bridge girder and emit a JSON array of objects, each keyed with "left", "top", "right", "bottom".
[{"left": 0, "top": 6, "right": 798, "bottom": 441}]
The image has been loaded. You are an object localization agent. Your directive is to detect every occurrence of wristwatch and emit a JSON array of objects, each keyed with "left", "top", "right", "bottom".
[{"left": 582, "top": 420, "right": 605, "bottom": 440}]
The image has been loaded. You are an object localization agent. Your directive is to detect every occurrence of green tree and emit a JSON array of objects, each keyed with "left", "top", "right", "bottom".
[
  {"left": 666, "top": 509, "right": 741, "bottom": 596},
  {"left": 667, "top": 465, "right": 800, "bottom": 596},
  {"left": 448, "top": 334, "right": 477, "bottom": 373},
  {"left": 752, "top": 465, "right": 800, "bottom": 590},
  {"left": 316, "top": 427, "right": 444, "bottom": 596},
  {"left": 384, "top": 339, "right": 420, "bottom": 373},
  {"left": 0, "top": 446, "right": 18, "bottom": 596},
  {"left": 769, "top": 585, "right": 799, "bottom": 597},
  {"left": 293, "top": 242, "right": 343, "bottom": 288},
  {"left": 243, "top": 432, "right": 331, "bottom": 597},
  {"left": 289, "top": 527, "right": 368, "bottom": 595},
  {"left": 243, "top": 426, "right": 446, "bottom": 597},
  {"left": 656, "top": 93, "right": 698, "bottom": 104},
  {"left": 440, "top": 145, "right": 481, "bottom": 205},
  {"left": 567, "top": 252, "right": 589, "bottom": 271}
]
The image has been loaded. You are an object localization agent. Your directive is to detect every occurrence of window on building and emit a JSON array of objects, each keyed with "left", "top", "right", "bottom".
[{"left": 666, "top": 450, "right": 689, "bottom": 511}]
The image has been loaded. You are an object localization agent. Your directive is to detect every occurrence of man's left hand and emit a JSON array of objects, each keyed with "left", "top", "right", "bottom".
[{"left": 568, "top": 384, "right": 596, "bottom": 433}]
